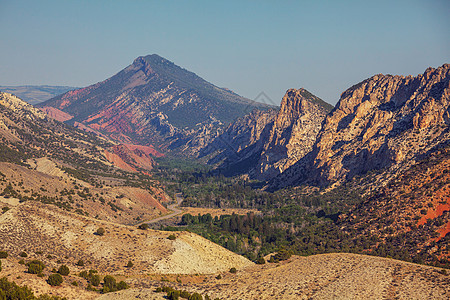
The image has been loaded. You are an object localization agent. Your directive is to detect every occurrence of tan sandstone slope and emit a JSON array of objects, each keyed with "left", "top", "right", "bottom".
[{"left": 0, "top": 200, "right": 253, "bottom": 275}]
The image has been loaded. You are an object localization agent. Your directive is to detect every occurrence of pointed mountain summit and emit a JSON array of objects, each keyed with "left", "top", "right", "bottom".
[
  {"left": 200, "top": 88, "right": 332, "bottom": 179},
  {"left": 39, "top": 54, "right": 271, "bottom": 151}
]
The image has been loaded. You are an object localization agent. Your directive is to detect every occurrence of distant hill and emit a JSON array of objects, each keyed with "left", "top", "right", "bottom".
[
  {"left": 39, "top": 54, "right": 274, "bottom": 154},
  {"left": 0, "top": 85, "right": 76, "bottom": 105}
]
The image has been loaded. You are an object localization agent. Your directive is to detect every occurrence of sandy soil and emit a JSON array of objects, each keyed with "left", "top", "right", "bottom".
[{"left": 99, "top": 253, "right": 450, "bottom": 300}]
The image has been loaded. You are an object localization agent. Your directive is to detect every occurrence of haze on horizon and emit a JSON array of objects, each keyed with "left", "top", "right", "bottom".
[{"left": 0, "top": 0, "right": 449, "bottom": 105}]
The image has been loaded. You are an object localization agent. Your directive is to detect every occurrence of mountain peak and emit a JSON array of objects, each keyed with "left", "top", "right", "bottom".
[{"left": 39, "top": 54, "right": 271, "bottom": 154}]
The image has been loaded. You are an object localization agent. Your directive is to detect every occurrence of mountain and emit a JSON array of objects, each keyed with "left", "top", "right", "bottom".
[
  {"left": 272, "top": 64, "right": 450, "bottom": 188},
  {"left": 38, "top": 54, "right": 272, "bottom": 154},
  {"left": 0, "top": 91, "right": 167, "bottom": 224},
  {"left": 0, "top": 85, "right": 76, "bottom": 105},
  {"left": 201, "top": 88, "right": 333, "bottom": 179}
]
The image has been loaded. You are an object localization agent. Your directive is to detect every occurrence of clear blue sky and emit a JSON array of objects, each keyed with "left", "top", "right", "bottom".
[{"left": 0, "top": 0, "right": 449, "bottom": 105}]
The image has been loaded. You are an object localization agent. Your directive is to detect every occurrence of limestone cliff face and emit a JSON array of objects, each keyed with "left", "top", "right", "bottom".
[
  {"left": 274, "top": 64, "right": 450, "bottom": 188},
  {"left": 254, "top": 88, "right": 332, "bottom": 179},
  {"left": 202, "top": 88, "right": 332, "bottom": 179}
]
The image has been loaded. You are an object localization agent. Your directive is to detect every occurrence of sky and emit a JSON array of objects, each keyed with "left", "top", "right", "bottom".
[{"left": 0, "top": 0, "right": 449, "bottom": 105}]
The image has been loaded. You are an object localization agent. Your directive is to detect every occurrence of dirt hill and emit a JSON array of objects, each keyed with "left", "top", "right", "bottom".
[
  {"left": 0, "top": 200, "right": 252, "bottom": 275},
  {"left": 98, "top": 253, "right": 450, "bottom": 300}
]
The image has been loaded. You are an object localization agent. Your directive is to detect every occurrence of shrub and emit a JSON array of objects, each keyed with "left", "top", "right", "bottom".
[
  {"left": 19, "top": 252, "right": 28, "bottom": 258},
  {"left": 256, "top": 257, "right": 266, "bottom": 264},
  {"left": 96, "top": 227, "right": 105, "bottom": 236},
  {"left": 27, "top": 260, "right": 45, "bottom": 274},
  {"left": 58, "top": 265, "right": 70, "bottom": 276},
  {"left": 215, "top": 274, "right": 222, "bottom": 279},
  {"left": 18, "top": 259, "right": 25, "bottom": 265},
  {"left": 269, "top": 249, "right": 292, "bottom": 263},
  {"left": 102, "top": 275, "right": 117, "bottom": 293},
  {"left": 79, "top": 270, "right": 88, "bottom": 278},
  {"left": 180, "top": 290, "right": 191, "bottom": 298},
  {"left": 76, "top": 259, "right": 84, "bottom": 266},
  {"left": 229, "top": 267, "right": 237, "bottom": 274},
  {"left": 167, "top": 234, "right": 176, "bottom": 240},
  {"left": 155, "top": 287, "right": 163, "bottom": 292},
  {"left": 126, "top": 260, "right": 133, "bottom": 268},
  {"left": 167, "top": 290, "right": 180, "bottom": 300},
  {"left": 138, "top": 223, "right": 149, "bottom": 230},
  {"left": 90, "top": 274, "right": 100, "bottom": 286},
  {"left": 0, "top": 277, "right": 34, "bottom": 298},
  {"left": 0, "top": 251, "right": 8, "bottom": 258},
  {"left": 0, "top": 260, "right": 2, "bottom": 272},
  {"left": 47, "top": 273, "right": 63, "bottom": 286},
  {"left": 71, "top": 281, "right": 78, "bottom": 286},
  {"left": 117, "top": 280, "right": 129, "bottom": 290},
  {"left": 189, "top": 293, "right": 203, "bottom": 300}
]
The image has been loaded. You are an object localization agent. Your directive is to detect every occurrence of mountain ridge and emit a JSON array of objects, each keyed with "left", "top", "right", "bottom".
[{"left": 271, "top": 63, "right": 450, "bottom": 189}]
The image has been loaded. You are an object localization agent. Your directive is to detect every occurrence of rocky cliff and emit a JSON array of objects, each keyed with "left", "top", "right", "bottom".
[
  {"left": 255, "top": 88, "right": 332, "bottom": 179},
  {"left": 202, "top": 88, "right": 332, "bottom": 179},
  {"left": 273, "top": 64, "right": 450, "bottom": 188}
]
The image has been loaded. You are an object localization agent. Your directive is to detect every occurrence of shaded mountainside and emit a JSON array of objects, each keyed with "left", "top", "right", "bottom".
[
  {"left": 0, "top": 85, "right": 76, "bottom": 105},
  {"left": 201, "top": 88, "right": 332, "bottom": 179},
  {"left": 39, "top": 54, "right": 272, "bottom": 155},
  {"left": 272, "top": 64, "right": 450, "bottom": 189}
]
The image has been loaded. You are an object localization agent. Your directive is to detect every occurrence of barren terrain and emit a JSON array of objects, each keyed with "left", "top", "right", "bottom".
[{"left": 99, "top": 253, "right": 450, "bottom": 300}]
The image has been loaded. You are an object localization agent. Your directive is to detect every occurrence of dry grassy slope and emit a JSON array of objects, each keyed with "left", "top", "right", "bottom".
[
  {"left": 98, "top": 253, "right": 450, "bottom": 300},
  {"left": 0, "top": 200, "right": 253, "bottom": 275},
  {"left": 0, "top": 159, "right": 167, "bottom": 224}
]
